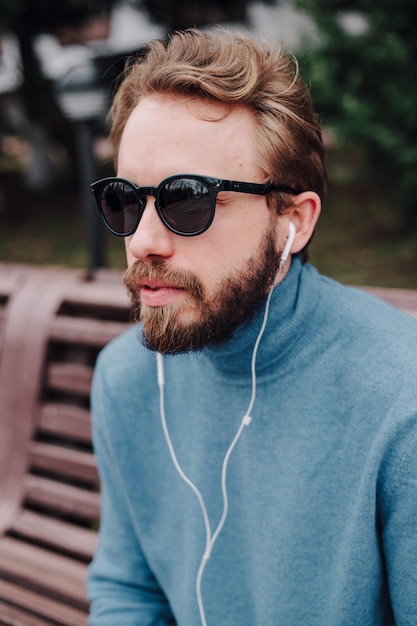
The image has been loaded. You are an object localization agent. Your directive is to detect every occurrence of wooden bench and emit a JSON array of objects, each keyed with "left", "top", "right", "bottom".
[
  {"left": 0, "top": 262, "right": 416, "bottom": 625},
  {"left": 0, "top": 264, "right": 131, "bottom": 625}
]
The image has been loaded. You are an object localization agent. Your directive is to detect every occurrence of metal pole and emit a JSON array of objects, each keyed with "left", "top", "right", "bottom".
[{"left": 74, "top": 120, "right": 106, "bottom": 273}]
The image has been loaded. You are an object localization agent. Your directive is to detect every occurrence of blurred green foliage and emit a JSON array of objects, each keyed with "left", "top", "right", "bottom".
[{"left": 296, "top": 0, "right": 417, "bottom": 221}]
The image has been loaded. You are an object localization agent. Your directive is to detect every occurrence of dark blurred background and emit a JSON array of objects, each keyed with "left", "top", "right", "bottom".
[{"left": 1, "top": 0, "right": 416, "bottom": 287}]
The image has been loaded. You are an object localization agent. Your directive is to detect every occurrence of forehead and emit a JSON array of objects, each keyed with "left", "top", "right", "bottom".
[{"left": 117, "top": 94, "right": 266, "bottom": 183}]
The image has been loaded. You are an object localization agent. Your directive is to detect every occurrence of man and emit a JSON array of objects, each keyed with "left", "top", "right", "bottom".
[{"left": 87, "top": 29, "right": 417, "bottom": 625}]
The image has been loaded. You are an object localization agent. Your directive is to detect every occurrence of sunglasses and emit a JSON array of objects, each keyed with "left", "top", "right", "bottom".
[{"left": 90, "top": 174, "right": 298, "bottom": 237}]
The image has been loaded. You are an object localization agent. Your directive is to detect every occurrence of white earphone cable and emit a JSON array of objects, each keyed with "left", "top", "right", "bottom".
[
  {"left": 156, "top": 287, "right": 271, "bottom": 626},
  {"left": 156, "top": 222, "right": 296, "bottom": 625}
]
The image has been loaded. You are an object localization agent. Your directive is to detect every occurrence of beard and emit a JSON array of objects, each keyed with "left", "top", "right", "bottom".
[{"left": 123, "top": 222, "right": 282, "bottom": 355}]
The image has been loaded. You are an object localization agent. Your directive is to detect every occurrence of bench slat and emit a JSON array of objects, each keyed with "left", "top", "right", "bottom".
[
  {"left": 46, "top": 362, "right": 94, "bottom": 396},
  {"left": 0, "top": 600, "right": 56, "bottom": 626},
  {"left": 0, "top": 579, "right": 87, "bottom": 626},
  {"left": 24, "top": 475, "right": 100, "bottom": 521},
  {"left": 38, "top": 402, "right": 92, "bottom": 443},
  {"left": 12, "top": 510, "right": 97, "bottom": 560},
  {"left": 64, "top": 276, "right": 130, "bottom": 309},
  {"left": 49, "top": 314, "right": 129, "bottom": 347},
  {"left": 0, "top": 537, "right": 88, "bottom": 608},
  {"left": 30, "top": 442, "right": 99, "bottom": 484}
]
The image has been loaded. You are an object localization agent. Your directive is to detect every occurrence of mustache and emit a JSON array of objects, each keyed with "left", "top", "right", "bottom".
[{"left": 123, "top": 260, "right": 204, "bottom": 301}]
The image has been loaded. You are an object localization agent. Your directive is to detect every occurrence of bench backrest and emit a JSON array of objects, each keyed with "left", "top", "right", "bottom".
[{"left": 0, "top": 265, "right": 131, "bottom": 625}]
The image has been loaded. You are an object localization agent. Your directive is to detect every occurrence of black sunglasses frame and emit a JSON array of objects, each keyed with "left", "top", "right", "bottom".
[{"left": 90, "top": 174, "right": 299, "bottom": 238}]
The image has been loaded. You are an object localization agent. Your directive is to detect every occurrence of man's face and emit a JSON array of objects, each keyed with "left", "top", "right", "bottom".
[{"left": 118, "top": 94, "right": 286, "bottom": 353}]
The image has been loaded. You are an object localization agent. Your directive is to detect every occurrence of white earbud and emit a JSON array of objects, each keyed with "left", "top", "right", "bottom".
[{"left": 279, "top": 221, "right": 296, "bottom": 270}]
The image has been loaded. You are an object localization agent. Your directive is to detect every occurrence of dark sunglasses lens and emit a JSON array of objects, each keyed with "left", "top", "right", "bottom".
[
  {"left": 159, "top": 178, "right": 212, "bottom": 234},
  {"left": 99, "top": 181, "right": 140, "bottom": 235}
]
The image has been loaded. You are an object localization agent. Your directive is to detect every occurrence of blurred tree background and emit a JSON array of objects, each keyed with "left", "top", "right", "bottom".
[
  {"left": 298, "top": 0, "right": 417, "bottom": 222},
  {"left": 295, "top": 0, "right": 417, "bottom": 285},
  {"left": 0, "top": 0, "right": 116, "bottom": 184},
  {"left": 0, "top": 0, "right": 416, "bottom": 287}
]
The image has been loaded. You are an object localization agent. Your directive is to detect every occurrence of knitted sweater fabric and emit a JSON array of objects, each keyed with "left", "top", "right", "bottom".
[{"left": 87, "top": 258, "right": 417, "bottom": 625}]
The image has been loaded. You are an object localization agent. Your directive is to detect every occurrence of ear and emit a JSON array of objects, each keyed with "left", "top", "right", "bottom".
[{"left": 283, "top": 191, "right": 321, "bottom": 255}]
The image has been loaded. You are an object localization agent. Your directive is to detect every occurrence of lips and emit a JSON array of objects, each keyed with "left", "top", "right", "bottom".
[{"left": 139, "top": 279, "right": 186, "bottom": 307}]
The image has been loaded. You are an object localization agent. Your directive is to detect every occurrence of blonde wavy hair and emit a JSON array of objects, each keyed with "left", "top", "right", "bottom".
[{"left": 109, "top": 28, "right": 326, "bottom": 254}]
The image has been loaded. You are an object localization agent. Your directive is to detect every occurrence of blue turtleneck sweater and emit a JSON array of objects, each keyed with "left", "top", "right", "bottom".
[{"left": 87, "top": 258, "right": 417, "bottom": 625}]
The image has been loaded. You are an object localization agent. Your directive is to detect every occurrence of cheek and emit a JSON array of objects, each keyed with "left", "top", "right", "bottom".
[
  {"left": 189, "top": 224, "right": 266, "bottom": 290},
  {"left": 218, "top": 198, "right": 273, "bottom": 238},
  {"left": 124, "top": 238, "right": 135, "bottom": 266},
  {"left": 207, "top": 205, "right": 272, "bottom": 263}
]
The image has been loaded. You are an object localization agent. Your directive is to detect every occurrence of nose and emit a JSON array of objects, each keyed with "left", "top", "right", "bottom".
[{"left": 125, "top": 196, "right": 175, "bottom": 265}]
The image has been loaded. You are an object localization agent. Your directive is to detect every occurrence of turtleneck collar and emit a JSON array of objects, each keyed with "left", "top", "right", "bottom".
[{"left": 202, "top": 256, "right": 323, "bottom": 377}]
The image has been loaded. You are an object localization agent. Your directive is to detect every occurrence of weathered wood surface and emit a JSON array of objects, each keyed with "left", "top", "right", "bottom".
[{"left": 0, "top": 264, "right": 131, "bottom": 625}]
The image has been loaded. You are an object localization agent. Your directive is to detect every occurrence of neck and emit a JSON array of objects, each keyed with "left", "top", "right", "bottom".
[{"left": 202, "top": 256, "right": 311, "bottom": 375}]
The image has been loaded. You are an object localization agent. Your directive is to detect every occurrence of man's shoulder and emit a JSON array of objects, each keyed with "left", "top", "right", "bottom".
[
  {"left": 318, "top": 274, "right": 417, "bottom": 372},
  {"left": 320, "top": 273, "right": 417, "bottom": 330}
]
